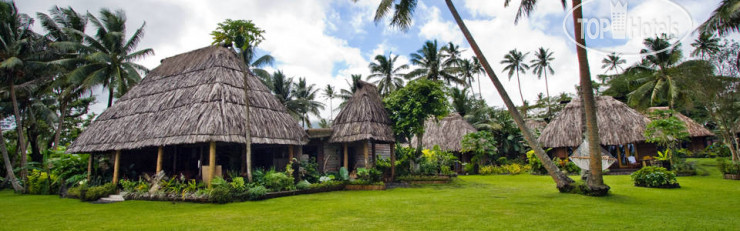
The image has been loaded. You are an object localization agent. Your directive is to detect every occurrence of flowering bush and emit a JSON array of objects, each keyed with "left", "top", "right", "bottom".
[{"left": 631, "top": 166, "right": 679, "bottom": 188}]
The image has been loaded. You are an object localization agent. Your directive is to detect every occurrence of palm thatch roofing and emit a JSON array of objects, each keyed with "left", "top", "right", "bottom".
[
  {"left": 647, "top": 107, "right": 714, "bottom": 137},
  {"left": 538, "top": 96, "right": 650, "bottom": 148},
  {"left": 329, "top": 81, "right": 394, "bottom": 143},
  {"left": 68, "top": 46, "right": 308, "bottom": 153},
  {"left": 525, "top": 119, "right": 547, "bottom": 133},
  {"left": 409, "top": 113, "right": 477, "bottom": 152}
]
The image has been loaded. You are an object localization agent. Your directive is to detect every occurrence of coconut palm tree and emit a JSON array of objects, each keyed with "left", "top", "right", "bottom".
[
  {"left": 266, "top": 70, "right": 299, "bottom": 116},
  {"left": 698, "top": 0, "right": 740, "bottom": 35},
  {"left": 368, "top": 0, "right": 576, "bottom": 191},
  {"left": 367, "top": 52, "right": 408, "bottom": 97},
  {"left": 292, "top": 77, "right": 325, "bottom": 128},
  {"left": 407, "top": 40, "right": 463, "bottom": 84},
  {"left": 628, "top": 35, "right": 687, "bottom": 109},
  {"left": 442, "top": 41, "right": 463, "bottom": 68},
  {"left": 501, "top": 49, "right": 529, "bottom": 106},
  {"left": 322, "top": 84, "right": 336, "bottom": 120},
  {"left": 530, "top": 47, "right": 555, "bottom": 118},
  {"left": 450, "top": 87, "right": 472, "bottom": 116},
  {"left": 457, "top": 58, "right": 478, "bottom": 91},
  {"left": 601, "top": 52, "right": 626, "bottom": 76},
  {"left": 65, "top": 8, "right": 153, "bottom": 108},
  {"left": 691, "top": 33, "right": 721, "bottom": 60},
  {"left": 38, "top": 6, "right": 89, "bottom": 150}
]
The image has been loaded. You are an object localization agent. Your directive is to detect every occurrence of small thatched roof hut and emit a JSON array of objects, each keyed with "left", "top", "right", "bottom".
[
  {"left": 329, "top": 81, "right": 394, "bottom": 143},
  {"left": 647, "top": 107, "right": 714, "bottom": 137},
  {"left": 410, "top": 113, "right": 477, "bottom": 152},
  {"left": 538, "top": 96, "right": 650, "bottom": 148},
  {"left": 525, "top": 119, "right": 547, "bottom": 133},
  {"left": 68, "top": 46, "right": 308, "bottom": 153}
]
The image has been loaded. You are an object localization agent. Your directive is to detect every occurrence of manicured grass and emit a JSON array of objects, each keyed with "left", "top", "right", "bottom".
[{"left": 1, "top": 158, "right": 738, "bottom": 230}]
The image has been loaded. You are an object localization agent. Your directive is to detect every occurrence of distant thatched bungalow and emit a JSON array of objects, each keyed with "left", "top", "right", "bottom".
[
  {"left": 328, "top": 81, "right": 395, "bottom": 174},
  {"left": 409, "top": 113, "right": 477, "bottom": 172},
  {"left": 525, "top": 119, "right": 548, "bottom": 134},
  {"left": 68, "top": 46, "right": 308, "bottom": 185},
  {"left": 647, "top": 107, "right": 715, "bottom": 153},
  {"left": 538, "top": 96, "right": 651, "bottom": 169}
]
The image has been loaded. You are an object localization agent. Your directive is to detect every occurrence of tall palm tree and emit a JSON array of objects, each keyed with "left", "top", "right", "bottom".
[
  {"left": 441, "top": 41, "right": 463, "bottom": 68},
  {"left": 449, "top": 87, "right": 472, "bottom": 116},
  {"left": 0, "top": 1, "right": 39, "bottom": 183},
  {"left": 38, "top": 6, "right": 89, "bottom": 150},
  {"left": 601, "top": 52, "right": 626, "bottom": 76},
  {"left": 457, "top": 58, "right": 478, "bottom": 90},
  {"left": 266, "top": 70, "right": 300, "bottom": 117},
  {"left": 339, "top": 74, "right": 362, "bottom": 108},
  {"left": 322, "top": 84, "right": 336, "bottom": 120},
  {"left": 691, "top": 33, "right": 721, "bottom": 60},
  {"left": 698, "top": 0, "right": 740, "bottom": 35},
  {"left": 292, "top": 77, "right": 325, "bottom": 128},
  {"left": 369, "top": 0, "right": 577, "bottom": 191},
  {"left": 530, "top": 47, "right": 555, "bottom": 118},
  {"left": 65, "top": 8, "right": 153, "bottom": 108},
  {"left": 501, "top": 49, "right": 529, "bottom": 106},
  {"left": 407, "top": 40, "right": 463, "bottom": 84},
  {"left": 471, "top": 57, "right": 484, "bottom": 99},
  {"left": 628, "top": 35, "right": 686, "bottom": 109},
  {"left": 367, "top": 52, "right": 408, "bottom": 97}
]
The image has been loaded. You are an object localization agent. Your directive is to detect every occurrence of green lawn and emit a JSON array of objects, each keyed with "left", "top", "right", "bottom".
[{"left": 1, "top": 158, "right": 738, "bottom": 230}]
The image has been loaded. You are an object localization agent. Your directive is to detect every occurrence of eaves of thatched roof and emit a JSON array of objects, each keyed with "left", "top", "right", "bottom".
[
  {"left": 68, "top": 46, "right": 308, "bottom": 153},
  {"left": 647, "top": 107, "right": 714, "bottom": 137},
  {"left": 329, "top": 81, "right": 394, "bottom": 143},
  {"left": 538, "top": 96, "right": 650, "bottom": 148},
  {"left": 410, "top": 113, "right": 477, "bottom": 152},
  {"left": 525, "top": 119, "right": 547, "bottom": 133}
]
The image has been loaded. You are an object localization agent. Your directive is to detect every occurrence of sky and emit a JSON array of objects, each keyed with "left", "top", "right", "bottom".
[{"left": 15, "top": 0, "right": 727, "bottom": 126}]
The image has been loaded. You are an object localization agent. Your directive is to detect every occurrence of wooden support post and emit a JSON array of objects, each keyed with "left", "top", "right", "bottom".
[
  {"left": 616, "top": 146, "right": 623, "bottom": 168},
  {"left": 390, "top": 144, "right": 396, "bottom": 180},
  {"left": 208, "top": 142, "right": 216, "bottom": 188},
  {"left": 289, "top": 145, "right": 294, "bottom": 162},
  {"left": 112, "top": 150, "right": 121, "bottom": 185},
  {"left": 371, "top": 141, "right": 376, "bottom": 167},
  {"left": 343, "top": 143, "right": 348, "bottom": 169},
  {"left": 363, "top": 141, "right": 369, "bottom": 168},
  {"left": 156, "top": 146, "right": 164, "bottom": 174},
  {"left": 87, "top": 153, "right": 93, "bottom": 182}
]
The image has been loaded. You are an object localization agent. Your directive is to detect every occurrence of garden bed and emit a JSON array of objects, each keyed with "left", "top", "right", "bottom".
[
  {"left": 723, "top": 174, "right": 740, "bottom": 180},
  {"left": 396, "top": 175, "right": 454, "bottom": 184},
  {"left": 345, "top": 184, "right": 386, "bottom": 191}
]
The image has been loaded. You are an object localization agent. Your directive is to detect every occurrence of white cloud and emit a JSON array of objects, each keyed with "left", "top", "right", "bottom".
[{"left": 417, "top": 2, "right": 463, "bottom": 44}]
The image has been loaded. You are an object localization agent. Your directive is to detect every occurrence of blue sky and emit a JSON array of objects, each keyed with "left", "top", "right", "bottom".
[{"left": 16, "top": 0, "right": 727, "bottom": 126}]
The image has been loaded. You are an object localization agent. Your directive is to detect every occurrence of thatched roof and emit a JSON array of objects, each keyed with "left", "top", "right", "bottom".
[
  {"left": 306, "top": 128, "right": 333, "bottom": 139},
  {"left": 538, "top": 96, "right": 650, "bottom": 148},
  {"left": 68, "top": 46, "right": 308, "bottom": 153},
  {"left": 329, "top": 81, "right": 394, "bottom": 143},
  {"left": 525, "top": 119, "right": 547, "bottom": 133},
  {"left": 409, "top": 113, "right": 477, "bottom": 152},
  {"left": 647, "top": 107, "right": 714, "bottom": 137}
]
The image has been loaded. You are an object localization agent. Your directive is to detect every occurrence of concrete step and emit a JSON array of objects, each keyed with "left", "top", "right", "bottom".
[{"left": 97, "top": 194, "right": 125, "bottom": 203}]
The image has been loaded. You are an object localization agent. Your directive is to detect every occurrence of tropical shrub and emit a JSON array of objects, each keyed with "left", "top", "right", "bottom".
[
  {"left": 209, "top": 184, "right": 233, "bottom": 204},
  {"left": 247, "top": 186, "right": 268, "bottom": 200},
  {"left": 83, "top": 183, "right": 117, "bottom": 201},
  {"left": 631, "top": 166, "right": 679, "bottom": 188},
  {"left": 299, "top": 158, "right": 320, "bottom": 183},
  {"left": 375, "top": 156, "right": 392, "bottom": 176},
  {"left": 339, "top": 167, "right": 349, "bottom": 181},
  {"left": 672, "top": 159, "right": 697, "bottom": 176},
  {"left": 496, "top": 157, "right": 509, "bottom": 165},
  {"left": 503, "top": 163, "right": 529, "bottom": 175},
  {"left": 308, "top": 180, "right": 345, "bottom": 190},
  {"left": 461, "top": 131, "right": 498, "bottom": 166},
  {"left": 479, "top": 165, "right": 495, "bottom": 175},
  {"left": 319, "top": 175, "right": 334, "bottom": 183},
  {"left": 526, "top": 150, "right": 547, "bottom": 175},
  {"left": 263, "top": 170, "right": 294, "bottom": 191},
  {"left": 717, "top": 158, "right": 740, "bottom": 175},
  {"left": 393, "top": 146, "right": 415, "bottom": 176},
  {"left": 553, "top": 156, "right": 581, "bottom": 174},
  {"left": 356, "top": 168, "right": 383, "bottom": 183},
  {"left": 66, "top": 185, "right": 82, "bottom": 198},
  {"left": 229, "top": 177, "right": 247, "bottom": 191},
  {"left": 463, "top": 163, "right": 475, "bottom": 174},
  {"left": 419, "top": 146, "right": 457, "bottom": 175},
  {"left": 296, "top": 180, "right": 311, "bottom": 190},
  {"left": 26, "top": 170, "right": 60, "bottom": 195}
]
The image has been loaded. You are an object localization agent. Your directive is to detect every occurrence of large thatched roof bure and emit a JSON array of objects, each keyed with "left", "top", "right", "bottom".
[
  {"left": 538, "top": 96, "right": 650, "bottom": 148},
  {"left": 329, "top": 81, "right": 394, "bottom": 143},
  {"left": 410, "top": 113, "right": 477, "bottom": 152},
  {"left": 68, "top": 46, "right": 308, "bottom": 153}
]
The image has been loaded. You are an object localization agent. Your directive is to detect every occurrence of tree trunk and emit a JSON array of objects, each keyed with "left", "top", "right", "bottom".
[
  {"left": 53, "top": 100, "right": 67, "bottom": 150},
  {"left": 478, "top": 74, "right": 483, "bottom": 100},
  {"left": 241, "top": 58, "right": 254, "bottom": 183},
  {"left": 516, "top": 71, "right": 525, "bottom": 106},
  {"left": 444, "top": 0, "right": 574, "bottom": 190},
  {"left": 572, "top": 0, "right": 608, "bottom": 194},
  {"left": 544, "top": 72, "right": 551, "bottom": 119},
  {"left": 0, "top": 125, "right": 24, "bottom": 193},
  {"left": 9, "top": 81, "right": 28, "bottom": 183},
  {"left": 28, "top": 110, "right": 42, "bottom": 163},
  {"left": 107, "top": 86, "right": 114, "bottom": 108}
]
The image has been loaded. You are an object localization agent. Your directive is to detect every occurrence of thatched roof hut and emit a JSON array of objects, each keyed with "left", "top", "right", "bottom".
[
  {"left": 647, "top": 107, "right": 714, "bottom": 137},
  {"left": 538, "top": 96, "right": 650, "bottom": 148},
  {"left": 68, "top": 46, "right": 308, "bottom": 153},
  {"left": 410, "top": 113, "right": 477, "bottom": 152},
  {"left": 329, "top": 81, "right": 394, "bottom": 143}
]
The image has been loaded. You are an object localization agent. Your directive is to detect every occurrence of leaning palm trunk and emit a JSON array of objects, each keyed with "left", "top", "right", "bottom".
[
  {"left": 9, "top": 80, "right": 28, "bottom": 182},
  {"left": 444, "top": 0, "right": 574, "bottom": 190},
  {"left": 571, "top": 0, "right": 607, "bottom": 193},
  {"left": 516, "top": 72, "right": 525, "bottom": 105},
  {"left": 1, "top": 125, "right": 24, "bottom": 192},
  {"left": 544, "top": 72, "right": 551, "bottom": 118}
]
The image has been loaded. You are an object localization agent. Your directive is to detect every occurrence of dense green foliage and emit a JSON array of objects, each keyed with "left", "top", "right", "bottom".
[
  {"left": 384, "top": 79, "right": 448, "bottom": 145},
  {"left": 717, "top": 158, "right": 740, "bottom": 175},
  {"left": 631, "top": 166, "right": 679, "bottom": 188}
]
